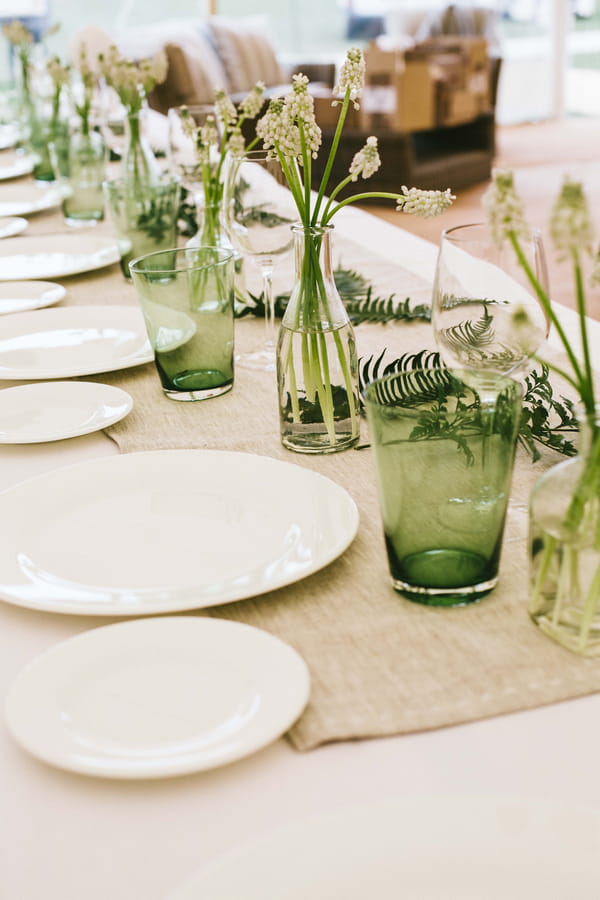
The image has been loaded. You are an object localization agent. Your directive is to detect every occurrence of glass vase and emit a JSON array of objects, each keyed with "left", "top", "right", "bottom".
[
  {"left": 26, "top": 98, "right": 68, "bottom": 183},
  {"left": 51, "top": 128, "right": 106, "bottom": 227},
  {"left": 277, "top": 223, "right": 360, "bottom": 454},
  {"left": 120, "top": 108, "right": 161, "bottom": 189},
  {"left": 529, "top": 406, "right": 600, "bottom": 655},
  {"left": 188, "top": 200, "right": 248, "bottom": 311}
]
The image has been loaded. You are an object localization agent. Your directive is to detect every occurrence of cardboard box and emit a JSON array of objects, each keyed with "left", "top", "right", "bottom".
[
  {"left": 311, "top": 86, "right": 359, "bottom": 130},
  {"left": 362, "top": 40, "right": 437, "bottom": 132},
  {"left": 438, "top": 85, "right": 481, "bottom": 126},
  {"left": 393, "top": 59, "right": 437, "bottom": 131}
]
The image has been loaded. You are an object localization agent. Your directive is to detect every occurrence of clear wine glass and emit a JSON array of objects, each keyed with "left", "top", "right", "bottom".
[
  {"left": 431, "top": 221, "right": 551, "bottom": 521},
  {"left": 222, "top": 149, "right": 296, "bottom": 371},
  {"left": 432, "top": 222, "right": 550, "bottom": 385}
]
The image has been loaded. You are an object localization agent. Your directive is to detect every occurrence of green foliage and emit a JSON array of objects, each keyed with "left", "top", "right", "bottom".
[
  {"left": 517, "top": 364, "right": 578, "bottom": 461},
  {"left": 358, "top": 349, "right": 579, "bottom": 462},
  {"left": 177, "top": 186, "right": 198, "bottom": 238},
  {"left": 235, "top": 266, "right": 432, "bottom": 323}
]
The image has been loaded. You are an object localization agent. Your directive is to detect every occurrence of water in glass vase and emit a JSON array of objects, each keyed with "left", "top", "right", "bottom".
[
  {"left": 277, "top": 322, "right": 360, "bottom": 454},
  {"left": 63, "top": 185, "right": 105, "bottom": 226}
]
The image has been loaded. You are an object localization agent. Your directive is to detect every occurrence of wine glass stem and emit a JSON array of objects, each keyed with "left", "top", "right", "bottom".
[{"left": 261, "top": 263, "right": 275, "bottom": 350}]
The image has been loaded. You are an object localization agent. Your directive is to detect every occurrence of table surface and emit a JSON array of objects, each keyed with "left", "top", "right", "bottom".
[{"left": 1, "top": 187, "right": 600, "bottom": 900}]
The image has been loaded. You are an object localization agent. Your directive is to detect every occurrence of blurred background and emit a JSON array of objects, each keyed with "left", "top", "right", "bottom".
[{"left": 1, "top": 0, "right": 598, "bottom": 124}]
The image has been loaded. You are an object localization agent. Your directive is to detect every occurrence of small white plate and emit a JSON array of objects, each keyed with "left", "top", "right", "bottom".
[
  {"left": 0, "top": 233, "right": 120, "bottom": 280},
  {"left": 0, "top": 381, "right": 133, "bottom": 443},
  {"left": 0, "top": 280, "right": 65, "bottom": 315},
  {"left": 0, "top": 449, "right": 359, "bottom": 615},
  {"left": 0, "top": 183, "right": 63, "bottom": 217},
  {"left": 0, "top": 217, "right": 28, "bottom": 239},
  {"left": 168, "top": 796, "right": 600, "bottom": 898},
  {"left": 5, "top": 616, "right": 310, "bottom": 779},
  {"left": 0, "top": 150, "right": 34, "bottom": 181},
  {"left": 0, "top": 124, "right": 19, "bottom": 150},
  {"left": 0, "top": 305, "right": 152, "bottom": 379}
]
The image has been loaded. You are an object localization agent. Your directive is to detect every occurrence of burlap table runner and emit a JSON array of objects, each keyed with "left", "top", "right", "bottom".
[{"left": 48, "top": 220, "right": 600, "bottom": 750}]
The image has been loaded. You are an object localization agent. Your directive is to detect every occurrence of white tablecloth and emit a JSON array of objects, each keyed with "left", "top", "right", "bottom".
[{"left": 2, "top": 202, "right": 599, "bottom": 900}]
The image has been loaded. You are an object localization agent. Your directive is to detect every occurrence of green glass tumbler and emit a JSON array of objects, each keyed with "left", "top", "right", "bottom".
[
  {"left": 104, "top": 177, "right": 181, "bottom": 278},
  {"left": 364, "top": 367, "right": 522, "bottom": 606},
  {"left": 129, "top": 246, "right": 235, "bottom": 401}
]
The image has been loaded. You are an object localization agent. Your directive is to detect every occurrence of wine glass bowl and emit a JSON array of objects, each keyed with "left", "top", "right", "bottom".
[
  {"left": 432, "top": 222, "right": 550, "bottom": 379},
  {"left": 222, "top": 149, "right": 296, "bottom": 370}
]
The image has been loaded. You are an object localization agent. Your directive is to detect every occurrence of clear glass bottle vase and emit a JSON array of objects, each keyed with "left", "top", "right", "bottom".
[
  {"left": 120, "top": 108, "right": 160, "bottom": 189},
  {"left": 277, "top": 223, "right": 360, "bottom": 454},
  {"left": 188, "top": 199, "right": 248, "bottom": 311},
  {"left": 529, "top": 405, "right": 600, "bottom": 655}
]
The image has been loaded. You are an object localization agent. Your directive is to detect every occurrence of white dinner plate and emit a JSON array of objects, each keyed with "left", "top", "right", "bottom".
[
  {"left": 0, "top": 123, "right": 18, "bottom": 150},
  {"left": 5, "top": 616, "right": 310, "bottom": 779},
  {"left": 0, "top": 448, "right": 359, "bottom": 615},
  {"left": 0, "top": 280, "right": 65, "bottom": 315},
  {"left": 0, "top": 216, "right": 28, "bottom": 239},
  {"left": 0, "top": 305, "right": 152, "bottom": 379},
  {"left": 0, "top": 233, "right": 120, "bottom": 280},
  {"left": 168, "top": 796, "right": 600, "bottom": 898},
  {"left": 0, "top": 381, "right": 133, "bottom": 443},
  {"left": 0, "top": 182, "right": 63, "bottom": 217},
  {"left": 0, "top": 150, "right": 34, "bottom": 181}
]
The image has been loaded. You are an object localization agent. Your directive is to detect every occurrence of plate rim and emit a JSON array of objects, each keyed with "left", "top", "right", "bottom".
[
  {"left": 0, "top": 279, "right": 66, "bottom": 314},
  {"left": 5, "top": 615, "right": 311, "bottom": 779},
  {"left": 166, "top": 794, "right": 600, "bottom": 898},
  {"left": 0, "top": 232, "right": 120, "bottom": 281},
  {"left": 0, "top": 448, "right": 359, "bottom": 615},
  {"left": 0, "top": 380, "right": 133, "bottom": 443},
  {"left": 0, "top": 303, "right": 153, "bottom": 378},
  {"left": 0, "top": 216, "right": 28, "bottom": 238},
  {"left": 0, "top": 183, "right": 63, "bottom": 216},
  {"left": 0, "top": 153, "right": 34, "bottom": 180}
]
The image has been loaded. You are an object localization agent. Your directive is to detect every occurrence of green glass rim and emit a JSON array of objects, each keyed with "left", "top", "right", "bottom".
[{"left": 128, "top": 246, "right": 234, "bottom": 276}]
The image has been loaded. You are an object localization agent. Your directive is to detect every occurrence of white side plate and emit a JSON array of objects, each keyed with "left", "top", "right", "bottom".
[
  {"left": 0, "top": 217, "right": 28, "bottom": 239},
  {"left": 0, "top": 448, "right": 359, "bottom": 614},
  {"left": 0, "top": 151, "right": 34, "bottom": 181},
  {"left": 0, "top": 381, "right": 133, "bottom": 443},
  {"left": 0, "top": 305, "right": 152, "bottom": 379},
  {"left": 0, "top": 124, "right": 19, "bottom": 150},
  {"left": 0, "top": 183, "right": 63, "bottom": 217},
  {"left": 0, "top": 280, "right": 65, "bottom": 315},
  {"left": 0, "top": 233, "right": 120, "bottom": 280},
  {"left": 168, "top": 796, "right": 600, "bottom": 898},
  {"left": 5, "top": 616, "right": 310, "bottom": 779}
]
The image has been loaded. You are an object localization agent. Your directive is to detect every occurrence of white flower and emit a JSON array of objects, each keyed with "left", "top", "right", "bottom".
[
  {"left": 240, "top": 82, "right": 265, "bottom": 119},
  {"left": 333, "top": 48, "right": 366, "bottom": 108},
  {"left": 99, "top": 45, "right": 166, "bottom": 112},
  {"left": 226, "top": 129, "right": 245, "bottom": 157},
  {"left": 396, "top": 186, "right": 455, "bottom": 217},
  {"left": 257, "top": 97, "right": 302, "bottom": 160},
  {"left": 482, "top": 168, "right": 529, "bottom": 246},
  {"left": 284, "top": 74, "right": 321, "bottom": 159},
  {"left": 349, "top": 136, "right": 380, "bottom": 181},
  {"left": 591, "top": 247, "right": 600, "bottom": 286},
  {"left": 2, "top": 20, "right": 33, "bottom": 46},
  {"left": 550, "top": 177, "right": 594, "bottom": 261},
  {"left": 215, "top": 88, "right": 238, "bottom": 131},
  {"left": 46, "top": 55, "right": 70, "bottom": 89}
]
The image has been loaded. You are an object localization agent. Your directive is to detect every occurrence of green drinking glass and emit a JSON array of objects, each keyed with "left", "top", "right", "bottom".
[
  {"left": 129, "top": 246, "right": 235, "bottom": 402},
  {"left": 104, "top": 177, "right": 181, "bottom": 278},
  {"left": 364, "top": 366, "right": 522, "bottom": 606}
]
